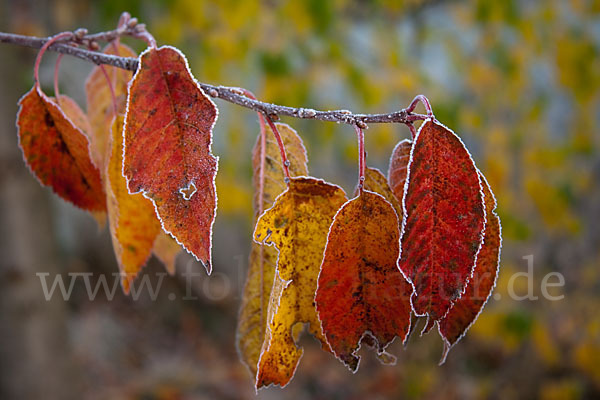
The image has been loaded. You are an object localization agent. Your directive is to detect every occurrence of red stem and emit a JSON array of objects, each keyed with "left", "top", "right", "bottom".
[
  {"left": 355, "top": 124, "right": 366, "bottom": 192},
  {"left": 406, "top": 94, "right": 433, "bottom": 117},
  {"left": 408, "top": 123, "right": 417, "bottom": 139},
  {"left": 33, "top": 32, "right": 73, "bottom": 88},
  {"left": 403, "top": 95, "right": 432, "bottom": 139},
  {"left": 53, "top": 53, "right": 63, "bottom": 104},
  {"left": 137, "top": 31, "right": 157, "bottom": 49},
  {"left": 235, "top": 87, "right": 290, "bottom": 183},
  {"left": 231, "top": 88, "right": 268, "bottom": 141},
  {"left": 99, "top": 64, "right": 118, "bottom": 116},
  {"left": 264, "top": 114, "right": 291, "bottom": 182}
]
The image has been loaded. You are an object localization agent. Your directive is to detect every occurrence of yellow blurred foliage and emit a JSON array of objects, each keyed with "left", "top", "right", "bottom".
[
  {"left": 539, "top": 379, "right": 583, "bottom": 400},
  {"left": 215, "top": 174, "right": 252, "bottom": 216}
]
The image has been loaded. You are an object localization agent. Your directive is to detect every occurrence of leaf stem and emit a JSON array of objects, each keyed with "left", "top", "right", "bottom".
[
  {"left": 407, "top": 123, "right": 417, "bottom": 139},
  {"left": 354, "top": 124, "right": 366, "bottom": 192},
  {"left": 53, "top": 53, "right": 63, "bottom": 102},
  {"left": 406, "top": 94, "right": 433, "bottom": 117},
  {"left": 33, "top": 32, "right": 73, "bottom": 88},
  {"left": 263, "top": 114, "right": 291, "bottom": 183},
  {"left": 99, "top": 64, "right": 118, "bottom": 116}
]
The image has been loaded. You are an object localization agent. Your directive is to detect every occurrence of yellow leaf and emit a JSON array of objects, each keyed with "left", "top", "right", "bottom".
[
  {"left": 85, "top": 43, "right": 136, "bottom": 171},
  {"left": 253, "top": 177, "right": 347, "bottom": 389},
  {"left": 106, "top": 115, "right": 161, "bottom": 293},
  {"left": 236, "top": 122, "right": 308, "bottom": 377}
]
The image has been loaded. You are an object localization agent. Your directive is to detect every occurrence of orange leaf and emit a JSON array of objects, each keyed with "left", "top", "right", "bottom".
[
  {"left": 17, "top": 85, "right": 105, "bottom": 212},
  {"left": 85, "top": 43, "right": 136, "bottom": 170},
  {"left": 153, "top": 232, "right": 182, "bottom": 275},
  {"left": 316, "top": 191, "right": 412, "bottom": 372},
  {"left": 387, "top": 138, "right": 412, "bottom": 207},
  {"left": 438, "top": 173, "right": 501, "bottom": 363},
  {"left": 359, "top": 166, "right": 403, "bottom": 219},
  {"left": 399, "top": 119, "right": 485, "bottom": 324},
  {"left": 237, "top": 122, "right": 308, "bottom": 377},
  {"left": 106, "top": 115, "right": 161, "bottom": 293},
  {"left": 253, "top": 177, "right": 347, "bottom": 389},
  {"left": 123, "top": 46, "right": 218, "bottom": 273},
  {"left": 57, "top": 95, "right": 92, "bottom": 138}
]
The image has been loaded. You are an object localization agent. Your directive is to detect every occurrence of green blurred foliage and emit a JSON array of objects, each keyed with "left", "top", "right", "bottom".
[{"left": 2, "top": 0, "right": 600, "bottom": 398}]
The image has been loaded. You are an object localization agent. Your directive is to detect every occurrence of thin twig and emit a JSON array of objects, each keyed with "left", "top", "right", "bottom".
[{"left": 0, "top": 30, "right": 429, "bottom": 126}]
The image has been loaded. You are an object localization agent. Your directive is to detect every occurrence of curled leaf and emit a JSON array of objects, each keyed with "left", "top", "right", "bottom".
[
  {"left": 16, "top": 86, "right": 105, "bottom": 212},
  {"left": 237, "top": 122, "right": 308, "bottom": 377},
  {"left": 316, "top": 190, "right": 412, "bottom": 372},
  {"left": 254, "top": 177, "right": 347, "bottom": 389},
  {"left": 438, "top": 173, "right": 501, "bottom": 363},
  {"left": 123, "top": 46, "right": 218, "bottom": 273},
  {"left": 399, "top": 119, "right": 485, "bottom": 324}
]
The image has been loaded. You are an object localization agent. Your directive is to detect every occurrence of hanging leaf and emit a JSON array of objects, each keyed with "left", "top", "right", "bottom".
[
  {"left": 152, "top": 232, "right": 182, "bottom": 275},
  {"left": 57, "top": 95, "right": 93, "bottom": 138},
  {"left": 237, "top": 122, "right": 308, "bottom": 377},
  {"left": 353, "top": 170, "right": 410, "bottom": 365},
  {"left": 85, "top": 43, "right": 136, "bottom": 169},
  {"left": 254, "top": 177, "right": 347, "bottom": 389},
  {"left": 123, "top": 46, "right": 219, "bottom": 273},
  {"left": 316, "top": 190, "right": 413, "bottom": 372},
  {"left": 387, "top": 138, "right": 412, "bottom": 204},
  {"left": 16, "top": 85, "right": 105, "bottom": 211},
  {"left": 358, "top": 166, "right": 403, "bottom": 219},
  {"left": 438, "top": 173, "right": 501, "bottom": 363},
  {"left": 106, "top": 115, "right": 161, "bottom": 293},
  {"left": 399, "top": 119, "right": 485, "bottom": 325},
  {"left": 57, "top": 94, "right": 106, "bottom": 228}
]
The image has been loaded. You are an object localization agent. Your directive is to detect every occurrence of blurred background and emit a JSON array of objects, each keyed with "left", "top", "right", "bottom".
[{"left": 0, "top": 0, "right": 599, "bottom": 399}]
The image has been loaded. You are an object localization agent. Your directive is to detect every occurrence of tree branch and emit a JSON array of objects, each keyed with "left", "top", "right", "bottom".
[{"left": 0, "top": 30, "right": 428, "bottom": 126}]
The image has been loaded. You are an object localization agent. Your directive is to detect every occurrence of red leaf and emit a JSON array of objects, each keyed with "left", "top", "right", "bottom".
[
  {"left": 387, "top": 138, "right": 412, "bottom": 204},
  {"left": 399, "top": 119, "right": 485, "bottom": 324},
  {"left": 438, "top": 173, "right": 501, "bottom": 363},
  {"left": 123, "top": 46, "right": 218, "bottom": 273},
  {"left": 16, "top": 86, "right": 105, "bottom": 211},
  {"left": 316, "top": 190, "right": 413, "bottom": 372}
]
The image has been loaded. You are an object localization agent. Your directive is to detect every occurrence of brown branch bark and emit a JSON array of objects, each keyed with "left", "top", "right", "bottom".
[{"left": 0, "top": 30, "right": 428, "bottom": 126}]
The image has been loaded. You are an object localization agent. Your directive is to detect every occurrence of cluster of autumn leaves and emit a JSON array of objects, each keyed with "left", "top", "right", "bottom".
[
  {"left": 237, "top": 112, "right": 502, "bottom": 389},
  {"left": 17, "top": 43, "right": 215, "bottom": 292},
  {"left": 15, "top": 38, "right": 501, "bottom": 391}
]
